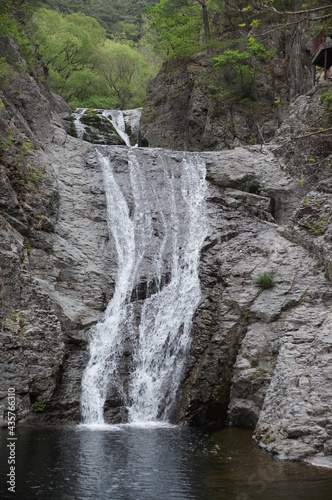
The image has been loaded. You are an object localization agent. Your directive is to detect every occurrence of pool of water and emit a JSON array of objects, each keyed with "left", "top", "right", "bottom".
[{"left": 1, "top": 426, "right": 332, "bottom": 499}]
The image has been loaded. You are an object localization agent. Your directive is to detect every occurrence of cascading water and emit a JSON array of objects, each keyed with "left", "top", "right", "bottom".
[
  {"left": 71, "top": 108, "right": 140, "bottom": 146},
  {"left": 81, "top": 142, "right": 207, "bottom": 426},
  {"left": 81, "top": 150, "right": 136, "bottom": 425},
  {"left": 102, "top": 110, "right": 130, "bottom": 146},
  {"left": 127, "top": 155, "right": 207, "bottom": 423},
  {"left": 73, "top": 108, "right": 88, "bottom": 140}
]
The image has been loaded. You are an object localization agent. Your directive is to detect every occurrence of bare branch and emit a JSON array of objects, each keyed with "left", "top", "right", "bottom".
[
  {"left": 276, "top": 127, "right": 332, "bottom": 148},
  {"left": 267, "top": 4, "right": 332, "bottom": 16},
  {"left": 290, "top": 127, "right": 332, "bottom": 140}
]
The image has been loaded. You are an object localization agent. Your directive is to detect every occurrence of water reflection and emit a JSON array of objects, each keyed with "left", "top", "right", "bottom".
[
  {"left": 76, "top": 426, "right": 195, "bottom": 499},
  {"left": 1, "top": 427, "right": 332, "bottom": 499}
]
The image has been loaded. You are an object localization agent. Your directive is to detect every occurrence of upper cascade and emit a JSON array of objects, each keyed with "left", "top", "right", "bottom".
[{"left": 66, "top": 108, "right": 141, "bottom": 146}]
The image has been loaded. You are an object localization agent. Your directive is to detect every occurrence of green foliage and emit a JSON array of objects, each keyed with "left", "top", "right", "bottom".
[
  {"left": 321, "top": 90, "right": 332, "bottom": 126},
  {"left": 146, "top": 0, "right": 205, "bottom": 60},
  {"left": 33, "top": 9, "right": 106, "bottom": 75},
  {"left": 0, "top": 132, "right": 13, "bottom": 155},
  {"left": 0, "top": 0, "right": 37, "bottom": 68},
  {"left": 32, "top": 8, "right": 159, "bottom": 109},
  {"left": 255, "top": 272, "right": 276, "bottom": 290},
  {"left": 6, "top": 309, "right": 23, "bottom": 328},
  {"left": 251, "top": 367, "right": 265, "bottom": 379},
  {"left": 97, "top": 39, "right": 157, "bottom": 108},
  {"left": 26, "top": 165, "right": 45, "bottom": 189},
  {"left": 303, "top": 219, "right": 326, "bottom": 235},
  {"left": 0, "top": 58, "right": 11, "bottom": 88},
  {"left": 39, "top": 0, "right": 156, "bottom": 41},
  {"left": 212, "top": 37, "right": 275, "bottom": 102},
  {"left": 11, "top": 310, "right": 21, "bottom": 320},
  {"left": 205, "top": 171, "right": 218, "bottom": 185},
  {"left": 33, "top": 401, "right": 46, "bottom": 412},
  {"left": 250, "top": 358, "right": 259, "bottom": 368},
  {"left": 244, "top": 309, "right": 251, "bottom": 320},
  {"left": 20, "top": 140, "right": 33, "bottom": 156}
]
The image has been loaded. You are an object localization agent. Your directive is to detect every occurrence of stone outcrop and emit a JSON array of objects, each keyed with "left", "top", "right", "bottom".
[
  {"left": 66, "top": 108, "right": 142, "bottom": 146},
  {"left": 176, "top": 149, "right": 332, "bottom": 460},
  {"left": 65, "top": 109, "right": 126, "bottom": 145},
  {"left": 139, "top": 25, "right": 312, "bottom": 152}
]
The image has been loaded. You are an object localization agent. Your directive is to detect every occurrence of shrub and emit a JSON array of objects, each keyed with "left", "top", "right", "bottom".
[
  {"left": 321, "top": 89, "right": 332, "bottom": 125},
  {"left": 33, "top": 401, "right": 46, "bottom": 412},
  {"left": 250, "top": 358, "right": 259, "bottom": 368},
  {"left": 255, "top": 272, "right": 275, "bottom": 290},
  {"left": 212, "top": 38, "right": 276, "bottom": 103}
]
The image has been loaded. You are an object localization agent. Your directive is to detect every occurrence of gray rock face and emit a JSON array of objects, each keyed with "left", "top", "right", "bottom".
[
  {"left": 65, "top": 108, "right": 141, "bottom": 146},
  {"left": 172, "top": 146, "right": 332, "bottom": 463},
  {"left": 123, "top": 109, "right": 141, "bottom": 145},
  {"left": 0, "top": 131, "right": 116, "bottom": 423},
  {"left": 139, "top": 27, "right": 312, "bottom": 152}
]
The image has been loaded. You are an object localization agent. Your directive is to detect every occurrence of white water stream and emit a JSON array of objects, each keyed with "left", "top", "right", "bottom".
[
  {"left": 72, "top": 108, "right": 141, "bottom": 146},
  {"left": 102, "top": 110, "right": 131, "bottom": 146},
  {"left": 73, "top": 108, "right": 88, "bottom": 140},
  {"left": 80, "top": 114, "right": 207, "bottom": 426}
]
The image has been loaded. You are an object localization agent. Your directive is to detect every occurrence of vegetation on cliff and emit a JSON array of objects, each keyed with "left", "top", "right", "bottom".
[
  {"left": 139, "top": 1, "right": 332, "bottom": 150},
  {"left": 0, "top": 0, "right": 37, "bottom": 67},
  {"left": 145, "top": 1, "right": 332, "bottom": 93}
]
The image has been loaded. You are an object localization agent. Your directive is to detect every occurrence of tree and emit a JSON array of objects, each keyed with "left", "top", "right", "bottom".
[
  {"left": 0, "top": 0, "right": 38, "bottom": 66},
  {"left": 31, "top": 7, "right": 159, "bottom": 108},
  {"left": 38, "top": 0, "right": 157, "bottom": 41},
  {"left": 212, "top": 37, "right": 275, "bottom": 101},
  {"left": 146, "top": 0, "right": 208, "bottom": 59},
  {"left": 96, "top": 40, "right": 156, "bottom": 108},
  {"left": 221, "top": 1, "right": 332, "bottom": 36},
  {"left": 32, "top": 9, "right": 105, "bottom": 93},
  {"left": 198, "top": 0, "right": 210, "bottom": 42}
]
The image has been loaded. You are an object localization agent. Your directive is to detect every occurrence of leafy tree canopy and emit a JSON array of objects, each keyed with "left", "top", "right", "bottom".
[
  {"left": 31, "top": 7, "right": 160, "bottom": 108},
  {"left": 146, "top": 0, "right": 204, "bottom": 59},
  {"left": 37, "top": 0, "right": 157, "bottom": 40}
]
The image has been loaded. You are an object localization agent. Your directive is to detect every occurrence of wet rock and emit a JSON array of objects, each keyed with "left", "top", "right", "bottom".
[
  {"left": 66, "top": 109, "right": 127, "bottom": 145},
  {"left": 0, "top": 37, "right": 116, "bottom": 424}
]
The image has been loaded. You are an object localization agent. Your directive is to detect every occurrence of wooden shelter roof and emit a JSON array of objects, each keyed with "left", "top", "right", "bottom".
[{"left": 311, "top": 41, "right": 332, "bottom": 68}]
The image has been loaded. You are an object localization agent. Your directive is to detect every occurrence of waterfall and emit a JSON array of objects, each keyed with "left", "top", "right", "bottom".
[
  {"left": 71, "top": 108, "right": 140, "bottom": 146},
  {"left": 81, "top": 146, "right": 207, "bottom": 426},
  {"left": 102, "top": 110, "right": 131, "bottom": 146},
  {"left": 73, "top": 108, "right": 88, "bottom": 140}
]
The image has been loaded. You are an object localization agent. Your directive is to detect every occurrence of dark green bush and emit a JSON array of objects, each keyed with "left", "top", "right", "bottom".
[{"left": 255, "top": 272, "right": 276, "bottom": 290}]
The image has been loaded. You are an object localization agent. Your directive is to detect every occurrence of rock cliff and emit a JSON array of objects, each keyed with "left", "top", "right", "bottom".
[
  {"left": 0, "top": 36, "right": 114, "bottom": 423},
  {"left": 177, "top": 146, "right": 332, "bottom": 462},
  {"left": 139, "top": 24, "right": 312, "bottom": 151},
  {"left": 1, "top": 34, "right": 332, "bottom": 466}
]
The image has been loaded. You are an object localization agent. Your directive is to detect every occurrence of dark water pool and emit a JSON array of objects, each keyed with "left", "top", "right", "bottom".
[{"left": 1, "top": 425, "right": 332, "bottom": 499}]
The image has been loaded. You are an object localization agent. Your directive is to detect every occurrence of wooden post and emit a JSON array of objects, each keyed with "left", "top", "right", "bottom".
[{"left": 313, "top": 64, "right": 316, "bottom": 87}]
